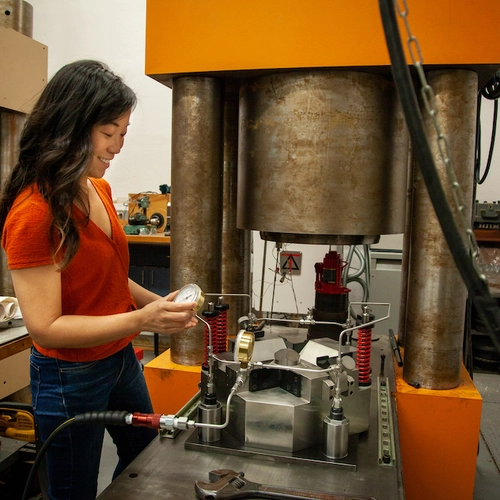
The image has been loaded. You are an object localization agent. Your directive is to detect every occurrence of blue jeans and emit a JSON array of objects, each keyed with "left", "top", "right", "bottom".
[{"left": 30, "top": 343, "right": 158, "bottom": 500}]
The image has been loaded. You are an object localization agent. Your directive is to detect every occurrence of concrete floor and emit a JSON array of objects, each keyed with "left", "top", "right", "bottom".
[
  {"left": 473, "top": 371, "right": 500, "bottom": 500},
  {"left": 97, "top": 353, "right": 500, "bottom": 499},
  {"left": 97, "top": 348, "right": 156, "bottom": 496},
  {"left": 97, "top": 431, "right": 118, "bottom": 497}
]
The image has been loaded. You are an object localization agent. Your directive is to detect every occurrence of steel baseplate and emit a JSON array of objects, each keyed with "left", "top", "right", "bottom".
[{"left": 184, "top": 428, "right": 359, "bottom": 470}]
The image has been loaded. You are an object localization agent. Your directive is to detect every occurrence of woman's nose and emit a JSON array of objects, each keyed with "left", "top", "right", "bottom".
[{"left": 108, "top": 136, "right": 124, "bottom": 154}]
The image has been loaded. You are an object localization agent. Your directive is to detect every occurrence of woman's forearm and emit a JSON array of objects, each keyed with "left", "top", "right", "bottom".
[{"left": 128, "top": 278, "right": 162, "bottom": 308}]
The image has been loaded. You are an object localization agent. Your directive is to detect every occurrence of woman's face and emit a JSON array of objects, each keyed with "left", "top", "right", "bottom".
[{"left": 88, "top": 109, "right": 131, "bottom": 179}]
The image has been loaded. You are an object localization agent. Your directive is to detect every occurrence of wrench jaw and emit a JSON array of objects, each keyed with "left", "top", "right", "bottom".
[
  {"left": 208, "top": 469, "right": 240, "bottom": 483},
  {"left": 195, "top": 469, "right": 249, "bottom": 499}
]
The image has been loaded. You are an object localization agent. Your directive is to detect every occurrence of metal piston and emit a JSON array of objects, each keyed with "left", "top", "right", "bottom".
[{"left": 237, "top": 70, "right": 409, "bottom": 245}]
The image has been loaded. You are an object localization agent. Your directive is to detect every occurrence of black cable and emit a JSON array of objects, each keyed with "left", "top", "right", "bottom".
[
  {"left": 475, "top": 70, "right": 499, "bottom": 184},
  {"left": 21, "top": 411, "right": 129, "bottom": 500},
  {"left": 474, "top": 94, "right": 482, "bottom": 183},
  {"left": 378, "top": 0, "right": 500, "bottom": 354},
  {"left": 475, "top": 95, "right": 498, "bottom": 185},
  {"left": 481, "top": 71, "right": 500, "bottom": 100}
]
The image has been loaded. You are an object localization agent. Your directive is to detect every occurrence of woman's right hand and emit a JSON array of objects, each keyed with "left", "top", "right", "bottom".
[{"left": 139, "top": 294, "right": 198, "bottom": 335}]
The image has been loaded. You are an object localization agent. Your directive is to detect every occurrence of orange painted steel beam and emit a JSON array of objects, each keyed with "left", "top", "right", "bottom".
[{"left": 145, "top": 0, "right": 500, "bottom": 83}]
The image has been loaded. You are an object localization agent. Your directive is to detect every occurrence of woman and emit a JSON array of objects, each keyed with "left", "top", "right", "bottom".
[{"left": 0, "top": 60, "right": 197, "bottom": 499}]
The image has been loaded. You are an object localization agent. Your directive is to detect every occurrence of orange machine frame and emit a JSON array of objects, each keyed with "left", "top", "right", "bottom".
[
  {"left": 144, "top": 2, "right": 498, "bottom": 498},
  {"left": 394, "top": 350, "right": 482, "bottom": 500},
  {"left": 145, "top": 0, "right": 500, "bottom": 84}
]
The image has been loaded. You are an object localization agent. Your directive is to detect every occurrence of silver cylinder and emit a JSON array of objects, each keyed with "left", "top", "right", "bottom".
[
  {"left": 170, "top": 77, "right": 223, "bottom": 365},
  {"left": 322, "top": 412, "right": 349, "bottom": 459},
  {"left": 403, "top": 70, "right": 478, "bottom": 390},
  {"left": 197, "top": 400, "right": 222, "bottom": 443},
  {"left": 222, "top": 94, "right": 251, "bottom": 338},
  {"left": 237, "top": 70, "right": 409, "bottom": 245},
  {"left": 0, "top": 0, "right": 33, "bottom": 37},
  {"left": 0, "top": 0, "right": 32, "bottom": 296},
  {"left": 0, "top": 111, "right": 26, "bottom": 296}
]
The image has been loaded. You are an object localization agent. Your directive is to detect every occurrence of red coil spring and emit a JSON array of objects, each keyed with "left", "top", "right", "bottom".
[
  {"left": 356, "top": 327, "right": 373, "bottom": 385},
  {"left": 216, "top": 309, "right": 228, "bottom": 354},
  {"left": 203, "top": 314, "right": 219, "bottom": 366}
]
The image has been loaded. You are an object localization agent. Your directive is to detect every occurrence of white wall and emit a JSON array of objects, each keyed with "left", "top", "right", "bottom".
[
  {"left": 27, "top": 0, "right": 500, "bottom": 315},
  {"left": 29, "top": 0, "right": 172, "bottom": 207}
]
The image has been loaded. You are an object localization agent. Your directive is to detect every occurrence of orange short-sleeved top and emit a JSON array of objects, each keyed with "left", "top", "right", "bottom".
[{"left": 2, "top": 178, "right": 139, "bottom": 361}]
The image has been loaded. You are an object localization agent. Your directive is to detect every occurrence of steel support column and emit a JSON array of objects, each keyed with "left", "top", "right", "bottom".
[
  {"left": 170, "top": 76, "right": 223, "bottom": 365},
  {"left": 403, "top": 70, "right": 478, "bottom": 389}
]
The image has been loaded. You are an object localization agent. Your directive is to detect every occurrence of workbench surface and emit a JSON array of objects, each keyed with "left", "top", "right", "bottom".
[
  {"left": 0, "top": 326, "right": 28, "bottom": 347},
  {"left": 98, "top": 336, "right": 404, "bottom": 500},
  {"left": 126, "top": 233, "right": 170, "bottom": 245}
]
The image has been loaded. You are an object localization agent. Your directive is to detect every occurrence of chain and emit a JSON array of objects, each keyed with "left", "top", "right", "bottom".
[{"left": 395, "top": 0, "right": 485, "bottom": 278}]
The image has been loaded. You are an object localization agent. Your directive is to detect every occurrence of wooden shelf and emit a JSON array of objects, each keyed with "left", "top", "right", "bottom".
[{"left": 126, "top": 233, "right": 170, "bottom": 245}]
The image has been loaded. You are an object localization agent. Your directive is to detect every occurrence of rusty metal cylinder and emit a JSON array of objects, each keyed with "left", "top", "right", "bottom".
[
  {"left": 403, "top": 70, "right": 478, "bottom": 390},
  {"left": 0, "top": 102, "right": 27, "bottom": 298},
  {"left": 170, "top": 77, "right": 224, "bottom": 365},
  {"left": 237, "top": 70, "right": 409, "bottom": 245},
  {"left": 222, "top": 96, "right": 251, "bottom": 338},
  {"left": 0, "top": 1, "right": 32, "bottom": 295},
  {"left": 1, "top": 0, "right": 33, "bottom": 37}
]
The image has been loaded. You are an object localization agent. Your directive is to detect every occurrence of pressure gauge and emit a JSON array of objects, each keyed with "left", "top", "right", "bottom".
[
  {"left": 173, "top": 283, "right": 205, "bottom": 312},
  {"left": 234, "top": 330, "right": 255, "bottom": 368}
]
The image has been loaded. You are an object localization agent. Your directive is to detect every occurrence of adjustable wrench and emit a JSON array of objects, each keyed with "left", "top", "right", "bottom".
[{"left": 194, "top": 469, "right": 378, "bottom": 500}]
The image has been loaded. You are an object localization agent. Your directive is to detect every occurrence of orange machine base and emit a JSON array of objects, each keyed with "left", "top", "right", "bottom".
[
  {"left": 394, "top": 355, "right": 482, "bottom": 500},
  {"left": 144, "top": 349, "right": 201, "bottom": 415}
]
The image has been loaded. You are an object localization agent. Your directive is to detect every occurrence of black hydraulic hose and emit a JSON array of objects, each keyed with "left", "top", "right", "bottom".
[
  {"left": 21, "top": 411, "right": 130, "bottom": 500},
  {"left": 378, "top": 0, "right": 500, "bottom": 354}
]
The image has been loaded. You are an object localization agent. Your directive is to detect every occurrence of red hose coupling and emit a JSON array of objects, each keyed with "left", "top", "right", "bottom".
[{"left": 131, "top": 412, "right": 162, "bottom": 429}]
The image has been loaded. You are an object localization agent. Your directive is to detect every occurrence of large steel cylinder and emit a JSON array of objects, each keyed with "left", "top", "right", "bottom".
[
  {"left": 237, "top": 70, "right": 409, "bottom": 245},
  {"left": 403, "top": 70, "right": 478, "bottom": 390},
  {"left": 0, "top": 0, "right": 33, "bottom": 37},
  {"left": 170, "top": 77, "right": 223, "bottom": 365},
  {"left": 0, "top": 1, "right": 32, "bottom": 296},
  {"left": 0, "top": 102, "right": 27, "bottom": 298},
  {"left": 221, "top": 94, "right": 251, "bottom": 338}
]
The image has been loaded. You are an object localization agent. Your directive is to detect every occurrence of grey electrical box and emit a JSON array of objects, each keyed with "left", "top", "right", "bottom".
[{"left": 369, "top": 250, "right": 402, "bottom": 335}]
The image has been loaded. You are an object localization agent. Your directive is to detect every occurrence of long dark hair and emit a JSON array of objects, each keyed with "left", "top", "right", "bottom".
[{"left": 0, "top": 60, "right": 136, "bottom": 269}]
